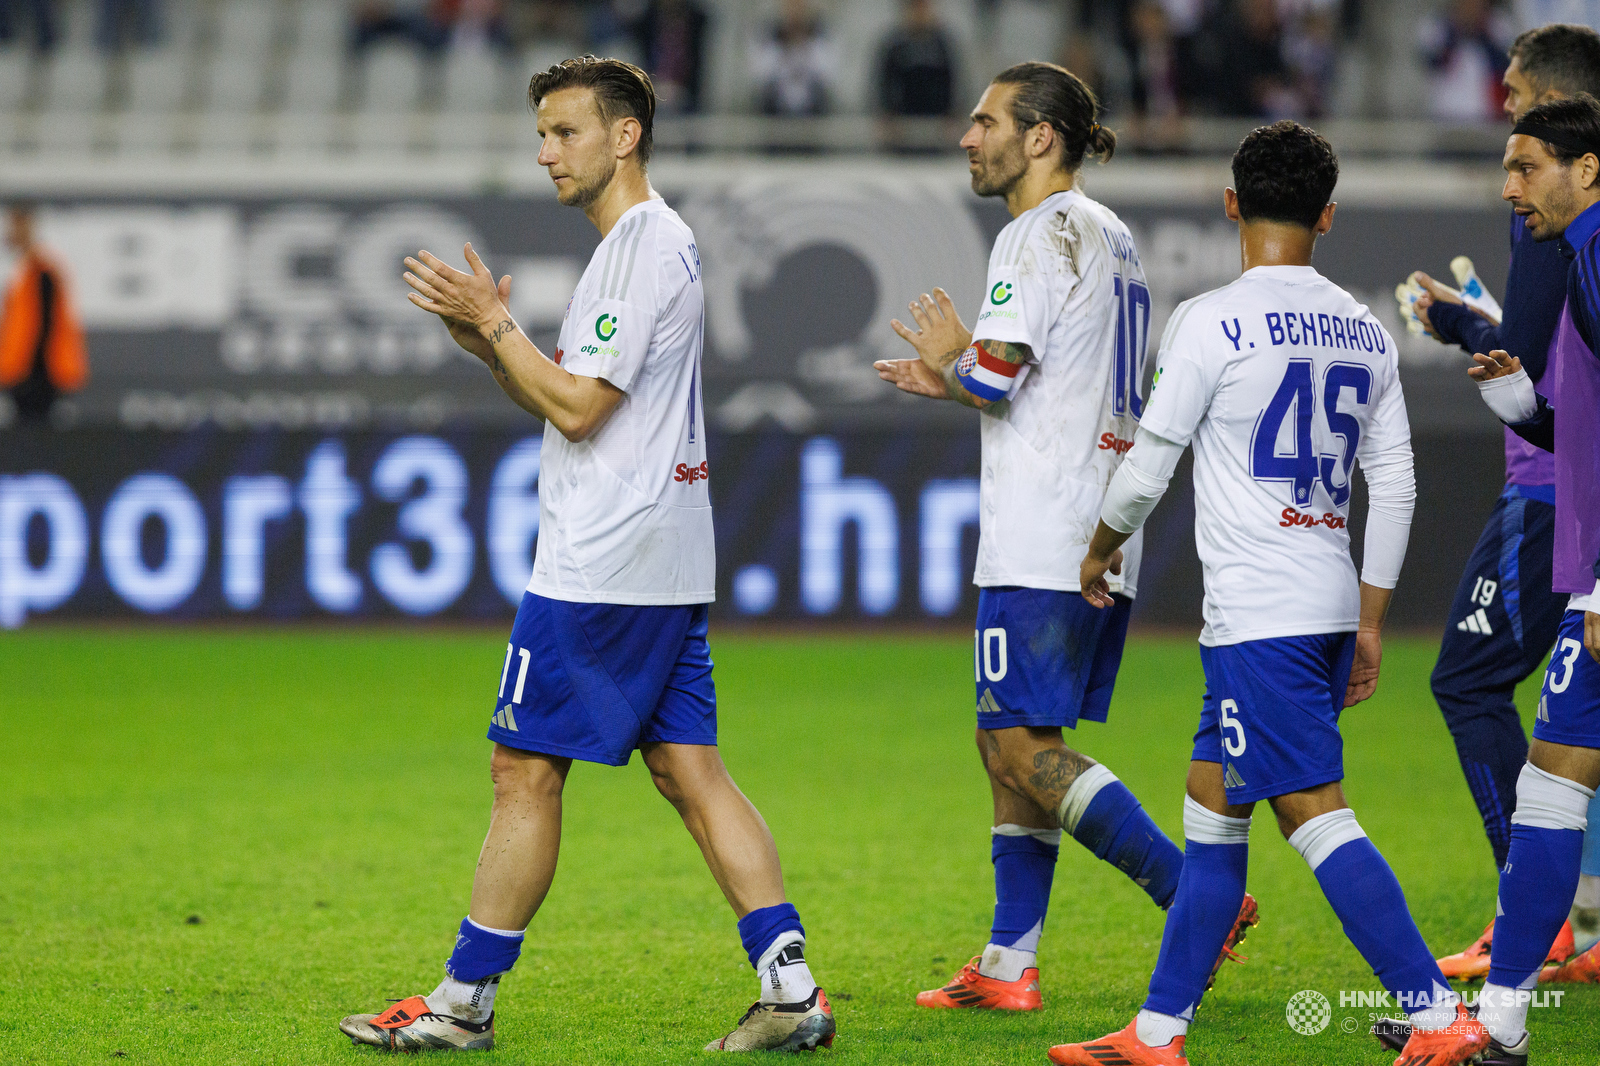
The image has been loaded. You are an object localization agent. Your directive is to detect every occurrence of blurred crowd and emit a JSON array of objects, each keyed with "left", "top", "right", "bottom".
[{"left": 2, "top": 0, "right": 1595, "bottom": 125}]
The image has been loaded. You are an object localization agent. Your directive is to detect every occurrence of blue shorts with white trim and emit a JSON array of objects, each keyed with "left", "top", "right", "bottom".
[
  {"left": 1191, "top": 632, "right": 1356, "bottom": 804},
  {"left": 1532, "top": 609, "right": 1600, "bottom": 748},
  {"left": 487, "top": 592, "right": 718, "bottom": 766},
  {"left": 972, "top": 586, "right": 1133, "bottom": 731}
]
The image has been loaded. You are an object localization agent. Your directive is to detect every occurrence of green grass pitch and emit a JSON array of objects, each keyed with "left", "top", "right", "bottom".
[{"left": 3, "top": 629, "right": 1594, "bottom": 1065}]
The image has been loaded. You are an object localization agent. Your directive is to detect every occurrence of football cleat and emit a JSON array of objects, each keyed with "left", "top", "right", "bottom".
[
  {"left": 338, "top": 995, "right": 494, "bottom": 1051},
  {"left": 1393, "top": 1004, "right": 1488, "bottom": 1066},
  {"left": 1371, "top": 1016, "right": 1411, "bottom": 1053},
  {"left": 1540, "top": 937, "right": 1600, "bottom": 983},
  {"left": 1438, "top": 918, "right": 1574, "bottom": 980},
  {"left": 704, "top": 986, "right": 835, "bottom": 1052},
  {"left": 1047, "top": 1019, "right": 1188, "bottom": 1066},
  {"left": 914, "top": 956, "right": 1042, "bottom": 1010},
  {"left": 1205, "top": 892, "right": 1260, "bottom": 990},
  {"left": 1476, "top": 1030, "right": 1530, "bottom": 1066}
]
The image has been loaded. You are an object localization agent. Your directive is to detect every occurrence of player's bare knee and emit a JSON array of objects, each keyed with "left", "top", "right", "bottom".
[{"left": 489, "top": 745, "right": 567, "bottom": 801}]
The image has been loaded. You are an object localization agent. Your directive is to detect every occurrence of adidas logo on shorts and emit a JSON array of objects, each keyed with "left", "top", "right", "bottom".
[
  {"left": 1456, "top": 608, "right": 1494, "bottom": 635},
  {"left": 492, "top": 705, "right": 520, "bottom": 731}
]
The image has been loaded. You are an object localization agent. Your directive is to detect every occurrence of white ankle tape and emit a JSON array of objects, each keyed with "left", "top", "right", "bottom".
[
  {"left": 1183, "top": 795, "right": 1252, "bottom": 845},
  {"left": 993, "top": 823, "right": 1064, "bottom": 846},
  {"left": 1287, "top": 808, "right": 1366, "bottom": 872},
  {"left": 1510, "top": 763, "right": 1594, "bottom": 831},
  {"left": 1056, "top": 763, "right": 1117, "bottom": 833}
]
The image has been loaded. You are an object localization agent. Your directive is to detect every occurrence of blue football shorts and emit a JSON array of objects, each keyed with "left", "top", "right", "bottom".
[
  {"left": 1192, "top": 631, "right": 1357, "bottom": 804},
  {"left": 972, "top": 586, "right": 1133, "bottom": 731},
  {"left": 486, "top": 591, "right": 718, "bottom": 766},
  {"left": 1532, "top": 608, "right": 1600, "bottom": 748}
]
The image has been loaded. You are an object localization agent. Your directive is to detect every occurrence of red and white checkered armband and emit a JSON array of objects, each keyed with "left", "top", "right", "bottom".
[{"left": 953, "top": 342, "right": 1020, "bottom": 402}]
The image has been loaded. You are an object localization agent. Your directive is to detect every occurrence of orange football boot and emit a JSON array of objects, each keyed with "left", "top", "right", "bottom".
[
  {"left": 1438, "top": 918, "right": 1575, "bottom": 980},
  {"left": 915, "top": 956, "right": 1042, "bottom": 1010},
  {"left": 1540, "top": 938, "right": 1600, "bottom": 983},
  {"left": 1048, "top": 1019, "right": 1188, "bottom": 1066},
  {"left": 1393, "top": 1004, "right": 1488, "bottom": 1066},
  {"left": 1206, "top": 892, "right": 1260, "bottom": 990}
]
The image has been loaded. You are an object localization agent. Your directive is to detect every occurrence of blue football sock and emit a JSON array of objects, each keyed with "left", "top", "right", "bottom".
[
  {"left": 1142, "top": 798, "right": 1250, "bottom": 1024},
  {"left": 445, "top": 916, "right": 525, "bottom": 982},
  {"left": 1487, "top": 822, "right": 1585, "bottom": 987},
  {"left": 1060, "top": 765, "right": 1183, "bottom": 908},
  {"left": 1581, "top": 787, "right": 1600, "bottom": 878},
  {"left": 736, "top": 903, "right": 805, "bottom": 970},
  {"left": 1293, "top": 811, "right": 1456, "bottom": 1025},
  {"left": 989, "top": 827, "right": 1059, "bottom": 948}
]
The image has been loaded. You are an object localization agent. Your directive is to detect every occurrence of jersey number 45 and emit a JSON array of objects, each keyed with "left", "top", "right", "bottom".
[{"left": 1250, "top": 359, "right": 1372, "bottom": 508}]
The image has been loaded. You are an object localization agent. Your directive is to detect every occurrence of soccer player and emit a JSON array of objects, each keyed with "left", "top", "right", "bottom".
[
  {"left": 1453, "top": 93, "right": 1600, "bottom": 1065},
  {"left": 875, "top": 61, "right": 1246, "bottom": 1013},
  {"left": 337, "top": 56, "right": 835, "bottom": 1054},
  {"left": 1397, "top": 23, "right": 1600, "bottom": 980},
  {"left": 1051, "top": 122, "right": 1489, "bottom": 1066}
]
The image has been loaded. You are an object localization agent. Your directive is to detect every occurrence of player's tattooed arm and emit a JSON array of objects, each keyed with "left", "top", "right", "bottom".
[{"left": 941, "top": 339, "right": 1030, "bottom": 410}]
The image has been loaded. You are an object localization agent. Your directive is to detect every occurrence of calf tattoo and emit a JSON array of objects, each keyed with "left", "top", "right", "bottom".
[{"left": 1028, "top": 747, "right": 1092, "bottom": 802}]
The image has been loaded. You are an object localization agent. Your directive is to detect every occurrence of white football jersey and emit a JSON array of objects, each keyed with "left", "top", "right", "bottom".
[
  {"left": 528, "top": 198, "right": 715, "bottom": 605},
  {"left": 1139, "top": 264, "right": 1412, "bottom": 645},
  {"left": 969, "top": 188, "right": 1147, "bottom": 595}
]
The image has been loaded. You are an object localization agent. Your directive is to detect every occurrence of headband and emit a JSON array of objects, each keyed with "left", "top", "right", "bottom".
[{"left": 1511, "top": 119, "right": 1600, "bottom": 159}]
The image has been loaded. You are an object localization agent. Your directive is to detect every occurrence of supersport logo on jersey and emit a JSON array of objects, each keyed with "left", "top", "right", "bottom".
[
  {"left": 990, "top": 281, "right": 1014, "bottom": 305},
  {"left": 1279, "top": 508, "right": 1348, "bottom": 530}
]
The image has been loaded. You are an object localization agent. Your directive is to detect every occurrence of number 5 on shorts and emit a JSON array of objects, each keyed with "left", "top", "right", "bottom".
[{"left": 1220, "top": 698, "right": 1248, "bottom": 756}]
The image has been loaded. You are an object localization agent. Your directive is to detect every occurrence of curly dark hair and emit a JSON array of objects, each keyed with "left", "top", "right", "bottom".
[
  {"left": 528, "top": 54, "right": 656, "bottom": 164},
  {"left": 1231, "top": 121, "right": 1339, "bottom": 229},
  {"left": 1517, "top": 93, "right": 1600, "bottom": 165},
  {"left": 991, "top": 61, "right": 1116, "bottom": 172}
]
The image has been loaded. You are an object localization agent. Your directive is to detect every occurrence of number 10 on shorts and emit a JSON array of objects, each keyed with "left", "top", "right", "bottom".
[{"left": 975, "top": 628, "right": 1008, "bottom": 682}]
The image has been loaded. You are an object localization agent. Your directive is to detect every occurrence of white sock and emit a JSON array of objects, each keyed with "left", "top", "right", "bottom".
[
  {"left": 425, "top": 974, "right": 500, "bottom": 1024},
  {"left": 1135, "top": 1008, "right": 1188, "bottom": 1047},
  {"left": 757, "top": 932, "right": 817, "bottom": 1005},
  {"left": 1475, "top": 981, "right": 1530, "bottom": 1046},
  {"left": 977, "top": 942, "right": 1036, "bottom": 982},
  {"left": 1405, "top": 985, "right": 1461, "bottom": 1031},
  {"left": 1572, "top": 873, "right": 1600, "bottom": 954}
]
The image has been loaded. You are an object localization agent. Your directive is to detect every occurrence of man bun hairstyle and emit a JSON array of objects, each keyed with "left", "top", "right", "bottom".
[
  {"left": 1231, "top": 120, "right": 1340, "bottom": 229},
  {"left": 528, "top": 54, "right": 657, "bottom": 164},
  {"left": 1510, "top": 24, "right": 1600, "bottom": 101},
  {"left": 991, "top": 60, "right": 1115, "bottom": 172},
  {"left": 1514, "top": 92, "right": 1600, "bottom": 166}
]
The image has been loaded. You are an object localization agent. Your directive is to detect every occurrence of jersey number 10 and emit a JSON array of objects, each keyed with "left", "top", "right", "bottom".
[
  {"left": 1250, "top": 359, "right": 1372, "bottom": 508},
  {"left": 1112, "top": 276, "right": 1151, "bottom": 418}
]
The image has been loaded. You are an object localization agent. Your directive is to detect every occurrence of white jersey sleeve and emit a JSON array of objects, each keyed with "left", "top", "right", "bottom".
[
  {"left": 557, "top": 210, "right": 663, "bottom": 393},
  {"left": 1352, "top": 340, "right": 1415, "bottom": 589},
  {"left": 1137, "top": 296, "right": 1219, "bottom": 448},
  {"left": 961, "top": 224, "right": 1055, "bottom": 401}
]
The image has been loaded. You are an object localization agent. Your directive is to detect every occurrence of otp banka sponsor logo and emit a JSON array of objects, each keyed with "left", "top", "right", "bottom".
[
  {"left": 582, "top": 314, "right": 622, "bottom": 357},
  {"left": 990, "top": 281, "right": 1014, "bottom": 305}
]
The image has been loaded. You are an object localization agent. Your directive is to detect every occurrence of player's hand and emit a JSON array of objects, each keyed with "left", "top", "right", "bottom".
[
  {"left": 404, "top": 243, "right": 511, "bottom": 339},
  {"left": 890, "top": 288, "right": 972, "bottom": 379},
  {"left": 1586, "top": 611, "right": 1600, "bottom": 664},
  {"left": 1079, "top": 549, "right": 1123, "bottom": 609},
  {"left": 438, "top": 276, "right": 514, "bottom": 362},
  {"left": 1345, "top": 629, "right": 1382, "bottom": 706},
  {"left": 874, "top": 357, "right": 948, "bottom": 398},
  {"left": 1468, "top": 349, "right": 1521, "bottom": 382}
]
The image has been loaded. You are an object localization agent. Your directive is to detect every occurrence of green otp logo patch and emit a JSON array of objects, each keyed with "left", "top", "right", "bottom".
[
  {"left": 595, "top": 314, "right": 619, "bottom": 341},
  {"left": 990, "top": 282, "right": 1013, "bottom": 305}
]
